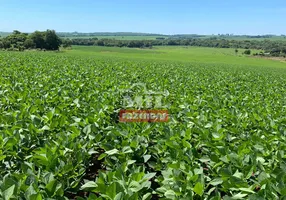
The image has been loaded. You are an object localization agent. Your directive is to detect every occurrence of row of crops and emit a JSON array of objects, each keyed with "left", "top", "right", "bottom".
[{"left": 0, "top": 52, "right": 286, "bottom": 199}]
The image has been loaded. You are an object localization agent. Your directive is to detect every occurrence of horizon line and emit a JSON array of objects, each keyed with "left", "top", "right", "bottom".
[{"left": 0, "top": 31, "right": 285, "bottom": 37}]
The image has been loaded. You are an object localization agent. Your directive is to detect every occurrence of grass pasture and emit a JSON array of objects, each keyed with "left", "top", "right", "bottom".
[{"left": 66, "top": 45, "right": 286, "bottom": 67}]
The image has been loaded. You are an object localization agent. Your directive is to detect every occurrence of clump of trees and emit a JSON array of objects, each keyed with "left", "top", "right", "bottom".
[
  {"left": 244, "top": 50, "right": 251, "bottom": 55},
  {"left": 0, "top": 30, "right": 64, "bottom": 51},
  {"left": 268, "top": 48, "right": 286, "bottom": 57},
  {"left": 70, "top": 38, "right": 153, "bottom": 48},
  {"left": 62, "top": 39, "right": 72, "bottom": 48}
]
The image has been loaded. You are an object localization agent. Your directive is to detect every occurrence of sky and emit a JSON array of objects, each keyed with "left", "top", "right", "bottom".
[{"left": 0, "top": 0, "right": 285, "bottom": 35}]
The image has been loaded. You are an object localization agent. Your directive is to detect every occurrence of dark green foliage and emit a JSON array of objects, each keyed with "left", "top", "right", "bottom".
[
  {"left": 62, "top": 39, "right": 72, "bottom": 48},
  {"left": 23, "top": 39, "right": 36, "bottom": 49},
  {"left": 244, "top": 49, "right": 251, "bottom": 55},
  {"left": 1, "top": 30, "right": 28, "bottom": 50},
  {"left": 2, "top": 40, "right": 11, "bottom": 49},
  {"left": 0, "top": 30, "right": 62, "bottom": 51},
  {"left": 30, "top": 31, "right": 46, "bottom": 49},
  {"left": 12, "top": 30, "right": 21, "bottom": 35},
  {"left": 127, "top": 40, "right": 144, "bottom": 48},
  {"left": 44, "top": 30, "right": 62, "bottom": 50},
  {"left": 7, "top": 31, "right": 28, "bottom": 44},
  {"left": 97, "top": 40, "right": 105, "bottom": 46}
]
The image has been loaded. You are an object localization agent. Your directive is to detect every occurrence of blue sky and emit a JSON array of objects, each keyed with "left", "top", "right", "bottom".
[{"left": 0, "top": 0, "right": 285, "bottom": 35}]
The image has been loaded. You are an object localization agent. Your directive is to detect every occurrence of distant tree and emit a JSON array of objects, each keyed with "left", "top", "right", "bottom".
[
  {"left": 144, "top": 41, "right": 152, "bottom": 48},
  {"left": 24, "top": 39, "right": 36, "bottom": 49},
  {"left": 97, "top": 40, "right": 105, "bottom": 46},
  {"left": 117, "top": 41, "right": 124, "bottom": 47},
  {"left": 270, "top": 48, "right": 281, "bottom": 57},
  {"left": 2, "top": 40, "right": 11, "bottom": 49},
  {"left": 181, "top": 40, "right": 190, "bottom": 46},
  {"left": 0, "top": 41, "right": 3, "bottom": 49},
  {"left": 13, "top": 30, "right": 21, "bottom": 35},
  {"left": 244, "top": 49, "right": 251, "bottom": 55},
  {"left": 235, "top": 49, "right": 238, "bottom": 54},
  {"left": 167, "top": 40, "right": 179, "bottom": 45},
  {"left": 18, "top": 45, "right": 25, "bottom": 51},
  {"left": 5, "top": 31, "right": 28, "bottom": 49},
  {"left": 62, "top": 39, "right": 72, "bottom": 48},
  {"left": 127, "top": 41, "right": 135, "bottom": 48},
  {"left": 30, "top": 31, "right": 45, "bottom": 49},
  {"left": 44, "top": 30, "right": 62, "bottom": 50},
  {"left": 127, "top": 41, "right": 144, "bottom": 48}
]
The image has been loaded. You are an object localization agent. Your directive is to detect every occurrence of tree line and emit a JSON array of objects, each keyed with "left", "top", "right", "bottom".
[
  {"left": 58, "top": 32, "right": 165, "bottom": 38},
  {"left": 67, "top": 37, "right": 286, "bottom": 57},
  {"left": 0, "top": 30, "right": 71, "bottom": 51},
  {"left": 68, "top": 38, "right": 152, "bottom": 48}
]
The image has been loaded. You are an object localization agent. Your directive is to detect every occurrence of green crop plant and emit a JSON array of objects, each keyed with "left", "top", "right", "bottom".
[{"left": 0, "top": 50, "right": 286, "bottom": 199}]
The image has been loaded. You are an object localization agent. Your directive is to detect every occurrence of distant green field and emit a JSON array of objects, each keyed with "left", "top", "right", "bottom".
[{"left": 65, "top": 45, "right": 286, "bottom": 68}]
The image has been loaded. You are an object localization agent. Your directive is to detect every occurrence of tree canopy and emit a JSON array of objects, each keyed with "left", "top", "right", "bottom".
[{"left": 0, "top": 30, "right": 62, "bottom": 51}]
